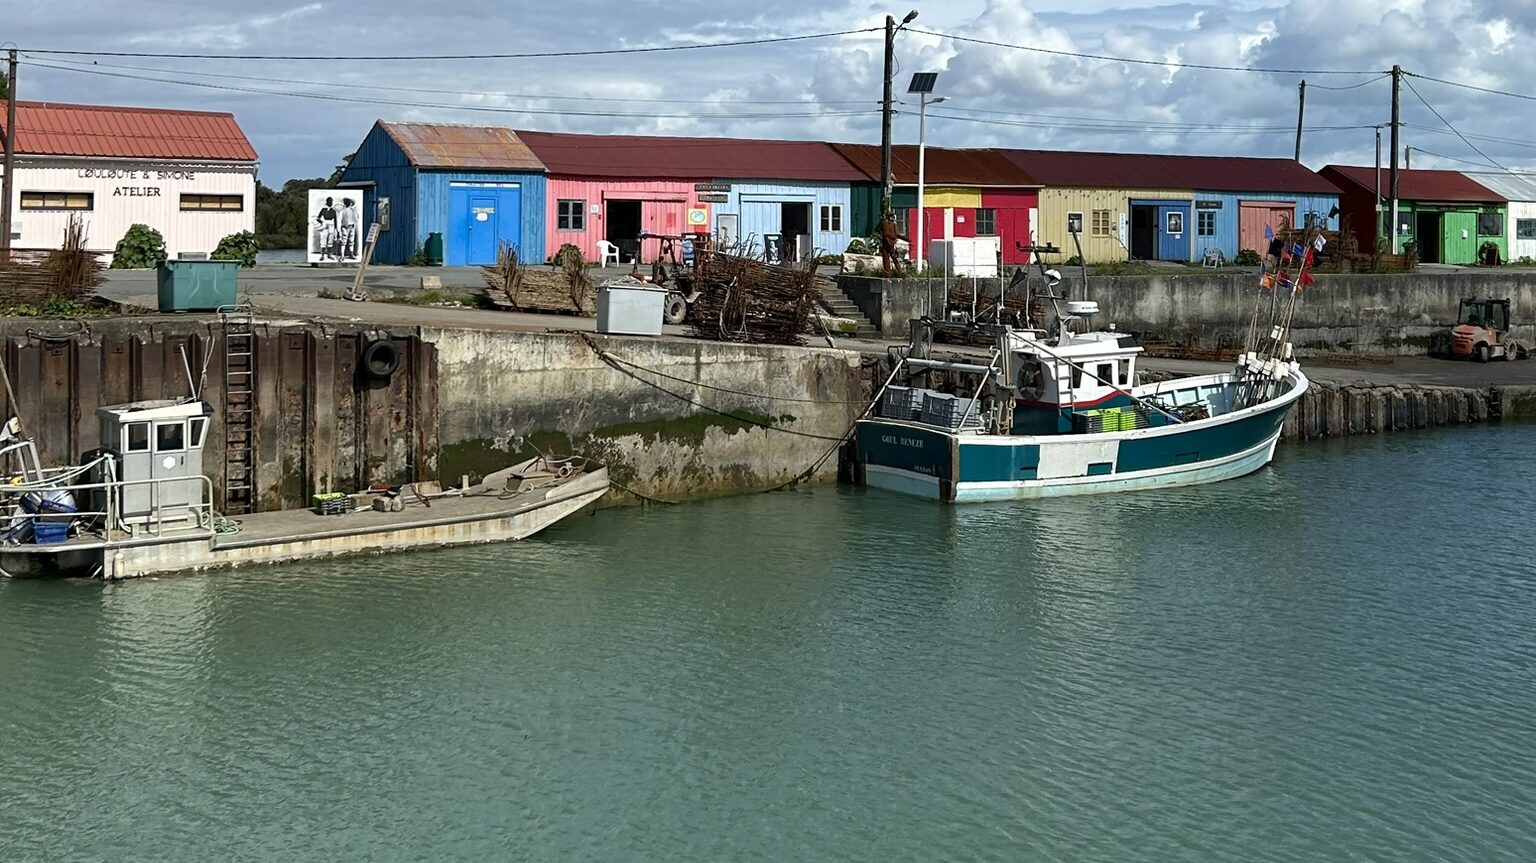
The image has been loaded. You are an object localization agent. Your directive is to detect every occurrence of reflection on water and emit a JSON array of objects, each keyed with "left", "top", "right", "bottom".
[{"left": 2, "top": 426, "right": 1534, "bottom": 861}]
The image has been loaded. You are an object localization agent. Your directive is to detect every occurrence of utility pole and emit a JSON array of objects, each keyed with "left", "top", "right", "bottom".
[
  {"left": 1389, "top": 64, "right": 1402, "bottom": 254},
  {"left": 1294, "top": 80, "right": 1306, "bottom": 162},
  {"left": 1, "top": 49, "right": 16, "bottom": 259},
  {"left": 1404, "top": 147, "right": 1411, "bottom": 170},
  {"left": 880, "top": 15, "right": 896, "bottom": 220},
  {"left": 1374, "top": 126, "right": 1383, "bottom": 227}
]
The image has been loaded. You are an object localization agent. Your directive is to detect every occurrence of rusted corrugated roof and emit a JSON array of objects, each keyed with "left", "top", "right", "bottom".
[
  {"left": 516, "top": 131, "right": 866, "bottom": 181},
  {"left": 1321, "top": 165, "right": 1504, "bottom": 203},
  {"left": 1002, "top": 149, "right": 1341, "bottom": 195},
  {"left": 380, "top": 122, "right": 544, "bottom": 171},
  {"left": 1, "top": 100, "right": 257, "bottom": 162},
  {"left": 829, "top": 143, "right": 1039, "bottom": 186}
]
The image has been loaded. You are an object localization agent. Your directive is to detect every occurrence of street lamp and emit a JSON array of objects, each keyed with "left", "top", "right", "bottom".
[{"left": 909, "top": 72, "right": 944, "bottom": 268}]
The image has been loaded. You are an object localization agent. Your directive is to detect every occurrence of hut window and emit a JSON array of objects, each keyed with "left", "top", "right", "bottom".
[
  {"left": 125, "top": 422, "right": 151, "bottom": 454},
  {"left": 180, "top": 194, "right": 244, "bottom": 211},
  {"left": 155, "top": 422, "right": 186, "bottom": 453},
  {"left": 557, "top": 200, "right": 585, "bottom": 231},
  {"left": 893, "top": 208, "right": 909, "bottom": 236},
  {"left": 1091, "top": 209, "right": 1112, "bottom": 237},
  {"left": 21, "top": 191, "right": 93, "bottom": 211},
  {"left": 975, "top": 208, "right": 997, "bottom": 236},
  {"left": 819, "top": 205, "right": 843, "bottom": 233},
  {"left": 1477, "top": 211, "right": 1504, "bottom": 237},
  {"left": 1518, "top": 219, "right": 1536, "bottom": 239},
  {"left": 1197, "top": 211, "right": 1216, "bottom": 237}
]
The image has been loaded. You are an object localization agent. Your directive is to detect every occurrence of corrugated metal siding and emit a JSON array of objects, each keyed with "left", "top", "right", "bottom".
[
  {"left": 1508, "top": 202, "right": 1536, "bottom": 260},
  {"left": 923, "top": 188, "right": 981, "bottom": 208},
  {"left": 418, "top": 171, "right": 546, "bottom": 263},
  {"left": 11, "top": 160, "right": 254, "bottom": 256},
  {"left": 721, "top": 180, "right": 852, "bottom": 256},
  {"left": 544, "top": 178, "right": 706, "bottom": 262},
  {"left": 340, "top": 124, "right": 418, "bottom": 264},
  {"left": 1192, "top": 191, "right": 1341, "bottom": 260},
  {"left": 1038, "top": 188, "right": 1189, "bottom": 263},
  {"left": 982, "top": 189, "right": 1038, "bottom": 265},
  {"left": 850, "top": 183, "right": 881, "bottom": 237}
]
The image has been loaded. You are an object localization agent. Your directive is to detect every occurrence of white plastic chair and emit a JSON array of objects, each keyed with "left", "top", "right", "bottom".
[{"left": 596, "top": 240, "right": 620, "bottom": 267}]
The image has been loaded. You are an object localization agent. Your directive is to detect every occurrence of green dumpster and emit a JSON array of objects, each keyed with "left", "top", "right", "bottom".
[
  {"left": 425, "top": 232, "right": 444, "bottom": 265},
  {"left": 156, "top": 260, "right": 239, "bottom": 312}
]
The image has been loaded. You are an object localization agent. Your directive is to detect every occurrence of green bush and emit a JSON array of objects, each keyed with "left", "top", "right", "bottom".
[
  {"left": 212, "top": 231, "right": 260, "bottom": 268},
  {"left": 110, "top": 224, "right": 168, "bottom": 269},
  {"left": 1233, "top": 249, "right": 1262, "bottom": 266},
  {"left": 1064, "top": 254, "right": 1084, "bottom": 267},
  {"left": 845, "top": 237, "right": 873, "bottom": 255},
  {"left": 407, "top": 246, "right": 431, "bottom": 267},
  {"left": 552, "top": 243, "right": 584, "bottom": 267}
]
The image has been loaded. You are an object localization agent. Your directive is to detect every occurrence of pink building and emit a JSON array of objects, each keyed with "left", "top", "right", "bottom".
[{"left": 517, "top": 131, "right": 711, "bottom": 264}]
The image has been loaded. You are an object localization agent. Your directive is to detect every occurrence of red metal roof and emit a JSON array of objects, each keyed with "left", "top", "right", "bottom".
[
  {"left": 1002, "top": 149, "right": 1341, "bottom": 195},
  {"left": 830, "top": 143, "right": 1039, "bottom": 186},
  {"left": 1, "top": 100, "right": 257, "bottom": 162},
  {"left": 516, "top": 131, "right": 865, "bottom": 181},
  {"left": 1319, "top": 165, "right": 1503, "bottom": 203},
  {"left": 380, "top": 121, "right": 543, "bottom": 171}
]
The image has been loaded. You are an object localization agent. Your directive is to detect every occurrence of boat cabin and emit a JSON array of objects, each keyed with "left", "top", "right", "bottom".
[
  {"left": 1008, "top": 328, "right": 1147, "bottom": 434},
  {"left": 95, "top": 400, "right": 212, "bottom": 526}
]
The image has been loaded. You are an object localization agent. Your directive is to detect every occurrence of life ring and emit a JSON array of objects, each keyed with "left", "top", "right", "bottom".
[{"left": 361, "top": 339, "right": 401, "bottom": 379}]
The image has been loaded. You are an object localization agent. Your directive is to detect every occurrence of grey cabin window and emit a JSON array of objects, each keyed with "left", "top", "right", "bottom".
[{"left": 557, "top": 199, "right": 585, "bottom": 231}]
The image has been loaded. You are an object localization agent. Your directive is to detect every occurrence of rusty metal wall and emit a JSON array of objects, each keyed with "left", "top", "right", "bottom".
[{"left": 0, "top": 320, "right": 437, "bottom": 512}]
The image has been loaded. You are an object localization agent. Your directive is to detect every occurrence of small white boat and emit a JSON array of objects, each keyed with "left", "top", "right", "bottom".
[
  {"left": 0, "top": 400, "right": 609, "bottom": 579},
  {"left": 854, "top": 229, "right": 1324, "bottom": 503}
]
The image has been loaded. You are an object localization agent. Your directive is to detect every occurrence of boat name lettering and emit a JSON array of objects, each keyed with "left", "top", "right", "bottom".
[{"left": 881, "top": 434, "right": 925, "bottom": 449}]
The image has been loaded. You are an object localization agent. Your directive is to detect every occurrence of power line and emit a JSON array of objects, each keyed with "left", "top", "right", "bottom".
[
  {"left": 1402, "top": 123, "right": 1536, "bottom": 151},
  {"left": 907, "top": 29, "right": 1385, "bottom": 75},
  {"left": 1403, "top": 148, "right": 1504, "bottom": 171},
  {"left": 23, "top": 61, "right": 876, "bottom": 121},
  {"left": 1308, "top": 74, "right": 1392, "bottom": 91},
  {"left": 30, "top": 56, "right": 873, "bottom": 107},
  {"left": 1403, "top": 71, "right": 1536, "bottom": 103},
  {"left": 1403, "top": 77, "right": 1508, "bottom": 171},
  {"left": 22, "top": 28, "right": 878, "bottom": 61}
]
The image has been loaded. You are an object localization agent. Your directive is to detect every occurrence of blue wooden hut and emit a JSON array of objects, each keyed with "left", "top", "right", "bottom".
[{"left": 338, "top": 121, "right": 547, "bottom": 266}]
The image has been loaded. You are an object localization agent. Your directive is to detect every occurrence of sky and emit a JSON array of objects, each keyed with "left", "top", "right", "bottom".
[{"left": 5, "top": 0, "right": 1535, "bottom": 184}]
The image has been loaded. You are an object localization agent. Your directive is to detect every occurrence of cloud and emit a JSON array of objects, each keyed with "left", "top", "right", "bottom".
[{"left": 7, "top": 0, "right": 1536, "bottom": 181}]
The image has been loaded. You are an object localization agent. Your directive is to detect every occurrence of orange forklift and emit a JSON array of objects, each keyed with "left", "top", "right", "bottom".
[{"left": 1431, "top": 297, "right": 1529, "bottom": 362}]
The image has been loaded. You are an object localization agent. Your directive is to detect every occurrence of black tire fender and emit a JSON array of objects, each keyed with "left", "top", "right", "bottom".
[{"left": 362, "top": 339, "right": 401, "bottom": 379}]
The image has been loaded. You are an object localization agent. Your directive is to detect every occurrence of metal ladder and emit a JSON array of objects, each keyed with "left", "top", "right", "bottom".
[{"left": 220, "top": 306, "right": 255, "bottom": 515}]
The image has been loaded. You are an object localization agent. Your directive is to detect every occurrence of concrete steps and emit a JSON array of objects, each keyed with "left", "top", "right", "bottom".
[{"left": 818, "top": 285, "right": 880, "bottom": 338}]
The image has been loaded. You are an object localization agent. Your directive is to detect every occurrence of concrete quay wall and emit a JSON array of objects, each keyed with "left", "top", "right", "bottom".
[
  {"left": 424, "top": 328, "right": 865, "bottom": 501},
  {"left": 842, "top": 271, "right": 1536, "bottom": 356}
]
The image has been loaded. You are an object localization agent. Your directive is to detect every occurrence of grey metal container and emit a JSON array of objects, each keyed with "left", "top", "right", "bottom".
[{"left": 595, "top": 283, "right": 667, "bottom": 336}]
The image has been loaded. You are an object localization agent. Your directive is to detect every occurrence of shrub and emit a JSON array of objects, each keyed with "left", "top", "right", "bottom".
[
  {"left": 110, "top": 224, "right": 167, "bottom": 269},
  {"left": 846, "top": 237, "right": 873, "bottom": 255},
  {"left": 1063, "top": 254, "right": 1084, "bottom": 267},
  {"left": 407, "top": 246, "right": 431, "bottom": 267},
  {"left": 1233, "top": 249, "right": 1262, "bottom": 266},
  {"left": 212, "top": 231, "right": 260, "bottom": 268},
  {"left": 552, "top": 243, "right": 584, "bottom": 267}
]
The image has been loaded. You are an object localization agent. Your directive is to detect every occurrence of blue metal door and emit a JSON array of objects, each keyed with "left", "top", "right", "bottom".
[
  {"left": 448, "top": 185, "right": 521, "bottom": 266},
  {"left": 1157, "top": 202, "right": 1192, "bottom": 261}
]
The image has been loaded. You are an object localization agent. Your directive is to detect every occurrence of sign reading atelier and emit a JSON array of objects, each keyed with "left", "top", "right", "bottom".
[{"left": 694, "top": 183, "right": 731, "bottom": 193}]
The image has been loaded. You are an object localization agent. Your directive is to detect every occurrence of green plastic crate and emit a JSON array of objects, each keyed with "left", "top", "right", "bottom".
[{"left": 156, "top": 259, "right": 239, "bottom": 312}]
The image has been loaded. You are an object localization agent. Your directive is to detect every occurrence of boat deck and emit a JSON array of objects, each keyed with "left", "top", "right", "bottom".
[{"left": 2, "top": 472, "right": 609, "bottom": 579}]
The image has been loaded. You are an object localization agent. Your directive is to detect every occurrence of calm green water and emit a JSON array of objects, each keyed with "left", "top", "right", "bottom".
[{"left": 3, "top": 427, "right": 1535, "bottom": 862}]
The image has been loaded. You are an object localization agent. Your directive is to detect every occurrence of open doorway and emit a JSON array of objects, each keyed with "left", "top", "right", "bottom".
[
  {"left": 1415, "top": 211, "right": 1441, "bottom": 263},
  {"left": 606, "top": 199, "right": 642, "bottom": 262},
  {"left": 1130, "top": 205, "right": 1158, "bottom": 260},
  {"left": 780, "top": 202, "right": 811, "bottom": 261}
]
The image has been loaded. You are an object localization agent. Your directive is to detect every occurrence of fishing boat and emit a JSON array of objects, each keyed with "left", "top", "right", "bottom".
[
  {"left": 0, "top": 398, "right": 609, "bottom": 579},
  {"left": 852, "top": 226, "right": 1327, "bottom": 503}
]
